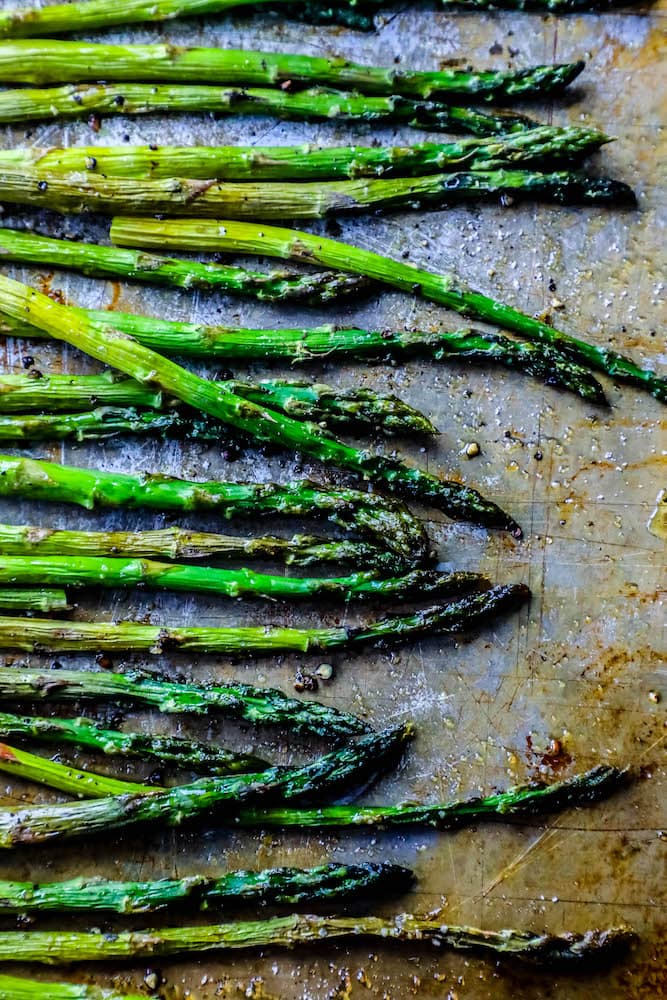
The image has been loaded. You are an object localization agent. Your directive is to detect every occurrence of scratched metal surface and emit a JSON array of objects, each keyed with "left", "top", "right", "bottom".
[{"left": 0, "top": 1, "right": 665, "bottom": 997}]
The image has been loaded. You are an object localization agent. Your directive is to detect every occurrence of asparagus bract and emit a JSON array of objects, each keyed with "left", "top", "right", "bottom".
[
  {"left": 0, "top": 555, "right": 486, "bottom": 604},
  {"left": 0, "top": 589, "right": 70, "bottom": 612},
  {"left": 0, "top": 229, "right": 369, "bottom": 305},
  {"left": 0, "top": 667, "right": 369, "bottom": 739},
  {"left": 0, "top": 41, "right": 584, "bottom": 101},
  {"left": 0, "top": 168, "right": 634, "bottom": 217},
  {"left": 0, "top": 455, "right": 430, "bottom": 568},
  {"left": 0, "top": 523, "right": 394, "bottom": 573},
  {"left": 0, "top": 862, "right": 414, "bottom": 914},
  {"left": 0, "top": 311, "right": 608, "bottom": 404},
  {"left": 0, "top": 975, "right": 150, "bottom": 1000},
  {"left": 0, "top": 278, "right": 522, "bottom": 533},
  {"left": 0, "top": 372, "right": 437, "bottom": 436},
  {"left": 114, "top": 218, "right": 665, "bottom": 403},
  {"left": 0, "top": 84, "right": 536, "bottom": 136},
  {"left": 0, "top": 914, "right": 634, "bottom": 968},
  {"left": 0, "top": 711, "right": 269, "bottom": 775},
  {"left": 0, "top": 724, "right": 412, "bottom": 847},
  {"left": 0, "top": 128, "right": 611, "bottom": 181},
  {"left": 0, "top": 585, "right": 530, "bottom": 654}
]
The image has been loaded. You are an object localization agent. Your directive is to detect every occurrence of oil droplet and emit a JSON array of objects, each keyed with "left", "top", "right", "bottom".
[{"left": 648, "top": 490, "right": 667, "bottom": 540}]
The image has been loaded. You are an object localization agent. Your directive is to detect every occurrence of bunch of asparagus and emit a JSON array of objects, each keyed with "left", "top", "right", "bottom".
[
  {"left": 0, "top": 41, "right": 634, "bottom": 213},
  {"left": 0, "top": 680, "right": 633, "bottom": 970},
  {"left": 0, "top": 43, "right": 633, "bottom": 209}
]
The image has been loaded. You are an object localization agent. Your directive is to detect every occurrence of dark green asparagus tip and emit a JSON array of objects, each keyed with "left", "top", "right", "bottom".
[
  {"left": 553, "top": 174, "right": 637, "bottom": 207},
  {"left": 518, "top": 926, "right": 637, "bottom": 970},
  {"left": 497, "top": 764, "right": 632, "bottom": 819},
  {"left": 558, "top": 59, "right": 586, "bottom": 89}
]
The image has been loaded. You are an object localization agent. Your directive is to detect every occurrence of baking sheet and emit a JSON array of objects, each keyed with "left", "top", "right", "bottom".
[{"left": 0, "top": 1, "right": 665, "bottom": 997}]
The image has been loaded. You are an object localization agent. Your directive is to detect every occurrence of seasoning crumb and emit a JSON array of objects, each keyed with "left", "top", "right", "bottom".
[
  {"left": 463, "top": 442, "right": 480, "bottom": 459},
  {"left": 648, "top": 690, "right": 661, "bottom": 704}
]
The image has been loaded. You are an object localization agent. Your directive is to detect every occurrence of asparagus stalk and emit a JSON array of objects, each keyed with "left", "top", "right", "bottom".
[
  {"left": 0, "top": 975, "right": 151, "bottom": 1000},
  {"left": 0, "top": 711, "right": 271, "bottom": 775},
  {"left": 0, "top": 127, "right": 611, "bottom": 181},
  {"left": 0, "top": 590, "right": 70, "bottom": 612},
  {"left": 0, "top": 913, "right": 634, "bottom": 968},
  {"left": 0, "top": 455, "right": 430, "bottom": 569},
  {"left": 0, "top": 404, "right": 422, "bottom": 446},
  {"left": 0, "top": 742, "right": 151, "bottom": 797},
  {"left": 0, "top": 724, "right": 413, "bottom": 847},
  {"left": 0, "top": 41, "right": 584, "bottom": 101},
  {"left": 0, "top": 370, "right": 162, "bottom": 411},
  {"left": 0, "top": 0, "right": 333, "bottom": 37},
  {"left": 0, "top": 372, "right": 437, "bottom": 436},
  {"left": 0, "top": 311, "right": 608, "bottom": 405},
  {"left": 0, "top": 862, "right": 414, "bottom": 914},
  {"left": 0, "top": 83, "right": 537, "bottom": 136},
  {"left": 0, "top": 667, "right": 370, "bottom": 739},
  {"left": 0, "top": 229, "right": 369, "bottom": 306},
  {"left": 235, "top": 763, "right": 630, "bottom": 827},
  {"left": 115, "top": 218, "right": 666, "bottom": 404},
  {"left": 0, "top": 406, "right": 231, "bottom": 444},
  {"left": 0, "top": 555, "right": 487, "bottom": 604},
  {"left": 0, "top": 278, "right": 522, "bottom": 533},
  {"left": 0, "top": 585, "right": 530, "bottom": 654},
  {"left": 0, "top": 523, "right": 395, "bottom": 573},
  {"left": 0, "top": 167, "right": 634, "bottom": 217}
]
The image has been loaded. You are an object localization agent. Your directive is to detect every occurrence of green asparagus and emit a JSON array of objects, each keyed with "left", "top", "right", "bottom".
[
  {"left": 0, "top": 310, "right": 608, "bottom": 404},
  {"left": 0, "top": 862, "right": 414, "bottom": 914},
  {"left": 0, "top": 455, "right": 430, "bottom": 569},
  {"left": 0, "top": 41, "right": 584, "bottom": 101},
  {"left": 0, "top": 711, "right": 270, "bottom": 775},
  {"left": 114, "top": 217, "right": 666, "bottom": 404},
  {"left": 0, "top": 555, "right": 487, "bottom": 604},
  {"left": 0, "top": 585, "right": 531, "bottom": 654},
  {"left": 0, "top": 0, "right": 349, "bottom": 37},
  {"left": 0, "top": 84, "right": 537, "bottom": 136},
  {"left": 0, "top": 975, "right": 151, "bottom": 1000},
  {"left": 0, "top": 277, "right": 522, "bottom": 533},
  {"left": 234, "top": 763, "right": 631, "bottom": 828},
  {"left": 0, "top": 914, "right": 634, "bottom": 967},
  {"left": 0, "top": 229, "right": 369, "bottom": 305},
  {"left": 0, "top": 667, "right": 370, "bottom": 739},
  {"left": 0, "top": 589, "right": 70, "bottom": 612},
  {"left": 0, "top": 523, "right": 395, "bottom": 573},
  {"left": 0, "top": 127, "right": 610, "bottom": 180},
  {"left": 0, "top": 406, "right": 229, "bottom": 444},
  {"left": 0, "top": 167, "right": 635, "bottom": 217},
  {"left": 0, "top": 724, "right": 413, "bottom": 847},
  {"left": 0, "top": 371, "right": 437, "bottom": 436},
  {"left": 0, "top": 403, "right": 430, "bottom": 447},
  {"left": 0, "top": 742, "right": 151, "bottom": 797}
]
